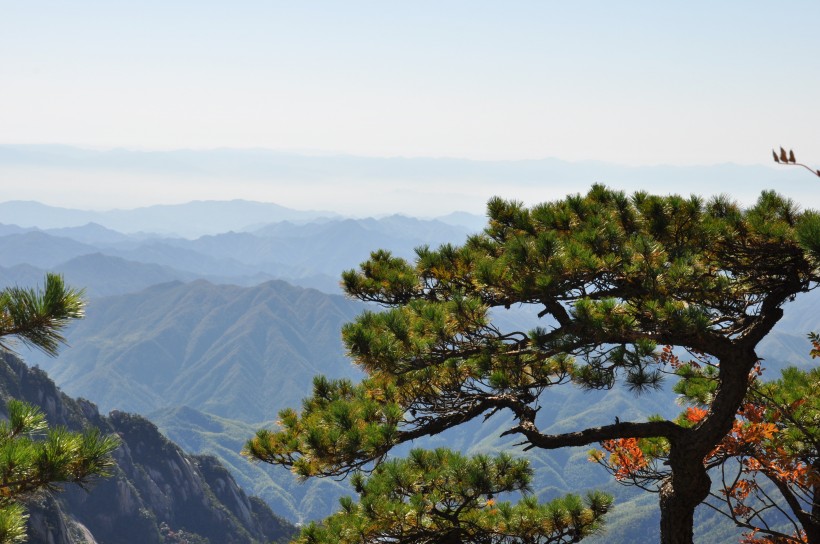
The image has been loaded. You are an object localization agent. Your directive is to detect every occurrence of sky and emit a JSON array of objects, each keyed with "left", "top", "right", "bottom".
[{"left": 1, "top": 1, "right": 819, "bottom": 213}]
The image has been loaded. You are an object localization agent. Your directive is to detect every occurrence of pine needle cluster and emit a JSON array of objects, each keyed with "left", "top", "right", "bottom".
[{"left": 294, "top": 448, "right": 612, "bottom": 544}]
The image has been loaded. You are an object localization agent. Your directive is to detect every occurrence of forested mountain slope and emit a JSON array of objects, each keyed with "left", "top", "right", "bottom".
[
  {"left": 0, "top": 349, "right": 296, "bottom": 544},
  {"left": 33, "top": 280, "right": 365, "bottom": 421}
]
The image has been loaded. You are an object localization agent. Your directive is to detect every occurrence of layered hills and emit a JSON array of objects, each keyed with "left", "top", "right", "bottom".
[
  {"left": 0, "top": 197, "right": 338, "bottom": 237},
  {"left": 0, "top": 213, "right": 473, "bottom": 294},
  {"left": 0, "top": 203, "right": 487, "bottom": 524}
]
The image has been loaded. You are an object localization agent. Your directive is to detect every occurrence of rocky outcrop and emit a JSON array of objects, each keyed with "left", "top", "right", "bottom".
[{"left": 0, "top": 350, "right": 296, "bottom": 544}]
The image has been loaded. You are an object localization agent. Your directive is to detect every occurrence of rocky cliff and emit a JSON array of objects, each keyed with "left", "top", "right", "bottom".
[{"left": 0, "top": 349, "right": 296, "bottom": 544}]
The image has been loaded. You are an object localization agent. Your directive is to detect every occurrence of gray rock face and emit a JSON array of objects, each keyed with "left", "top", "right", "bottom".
[{"left": 0, "top": 350, "right": 296, "bottom": 544}]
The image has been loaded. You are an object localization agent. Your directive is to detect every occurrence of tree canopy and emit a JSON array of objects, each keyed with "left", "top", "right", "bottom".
[
  {"left": 293, "top": 448, "right": 612, "bottom": 544},
  {"left": 247, "top": 185, "right": 820, "bottom": 544}
]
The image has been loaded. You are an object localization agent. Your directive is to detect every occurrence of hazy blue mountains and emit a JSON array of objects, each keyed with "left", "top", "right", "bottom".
[
  {"left": 0, "top": 211, "right": 475, "bottom": 295},
  {"left": 0, "top": 197, "right": 338, "bottom": 238},
  {"left": 0, "top": 253, "right": 196, "bottom": 298},
  {"left": 153, "top": 215, "right": 472, "bottom": 292},
  {"left": 0, "top": 231, "right": 100, "bottom": 268},
  {"left": 44, "top": 222, "right": 136, "bottom": 245}
]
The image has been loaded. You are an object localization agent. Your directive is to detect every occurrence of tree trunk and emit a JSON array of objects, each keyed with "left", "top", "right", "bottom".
[
  {"left": 804, "top": 524, "right": 820, "bottom": 544},
  {"left": 659, "top": 483, "right": 694, "bottom": 544},
  {"left": 655, "top": 348, "right": 760, "bottom": 543},
  {"left": 658, "top": 455, "right": 711, "bottom": 544}
]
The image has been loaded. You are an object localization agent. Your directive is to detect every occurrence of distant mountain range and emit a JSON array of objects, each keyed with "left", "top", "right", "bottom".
[
  {"left": 3, "top": 144, "right": 817, "bottom": 226},
  {"left": 0, "top": 213, "right": 475, "bottom": 294},
  {"left": 0, "top": 199, "right": 340, "bottom": 238}
]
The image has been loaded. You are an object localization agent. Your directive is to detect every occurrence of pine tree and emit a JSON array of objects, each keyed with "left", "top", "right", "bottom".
[
  {"left": 247, "top": 186, "right": 820, "bottom": 544},
  {"left": 0, "top": 273, "right": 84, "bottom": 356},
  {"left": 0, "top": 274, "right": 119, "bottom": 543}
]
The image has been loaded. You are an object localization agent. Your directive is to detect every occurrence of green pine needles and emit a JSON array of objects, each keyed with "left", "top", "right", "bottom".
[
  {"left": 0, "top": 400, "right": 119, "bottom": 543},
  {"left": 294, "top": 448, "right": 612, "bottom": 544},
  {"left": 0, "top": 274, "right": 84, "bottom": 357},
  {"left": 0, "top": 274, "right": 118, "bottom": 543}
]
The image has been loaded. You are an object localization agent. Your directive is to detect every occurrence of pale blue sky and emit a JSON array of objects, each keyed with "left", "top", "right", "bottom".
[{"left": 1, "top": 1, "right": 819, "bottom": 212}]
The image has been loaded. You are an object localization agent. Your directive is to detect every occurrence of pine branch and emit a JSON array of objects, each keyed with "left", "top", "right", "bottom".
[{"left": 0, "top": 274, "right": 84, "bottom": 357}]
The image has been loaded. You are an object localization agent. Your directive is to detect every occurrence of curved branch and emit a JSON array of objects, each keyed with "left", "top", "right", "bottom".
[{"left": 503, "top": 419, "right": 685, "bottom": 451}]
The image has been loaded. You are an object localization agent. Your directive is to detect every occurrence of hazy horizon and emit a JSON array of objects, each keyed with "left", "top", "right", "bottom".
[
  {"left": 3, "top": 2, "right": 819, "bottom": 214},
  {"left": 2, "top": 144, "right": 817, "bottom": 218}
]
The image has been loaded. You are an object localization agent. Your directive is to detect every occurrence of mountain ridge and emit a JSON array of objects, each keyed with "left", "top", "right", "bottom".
[{"left": 0, "top": 198, "right": 339, "bottom": 237}]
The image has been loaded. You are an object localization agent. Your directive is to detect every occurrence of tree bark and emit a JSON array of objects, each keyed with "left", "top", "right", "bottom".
[
  {"left": 804, "top": 524, "right": 820, "bottom": 544},
  {"left": 658, "top": 461, "right": 711, "bottom": 544}
]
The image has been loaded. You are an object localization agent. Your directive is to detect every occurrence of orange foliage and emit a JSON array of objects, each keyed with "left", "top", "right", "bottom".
[
  {"left": 598, "top": 401, "right": 812, "bottom": 488},
  {"left": 740, "top": 528, "right": 807, "bottom": 544},
  {"left": 593, "top": 392, "right": 815, "bottom": 543},
  {"left": 710, "top": 402, "right": 811, "bottom": 492},
  {"left": 685, "top": 406, "right": 708, "bottom": 424},
  {"left": 599, "top": 438, "right": 648, "bottom": 481},
  {"left": 658, "top": 345, "right": 682, "bottom": 368}
]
